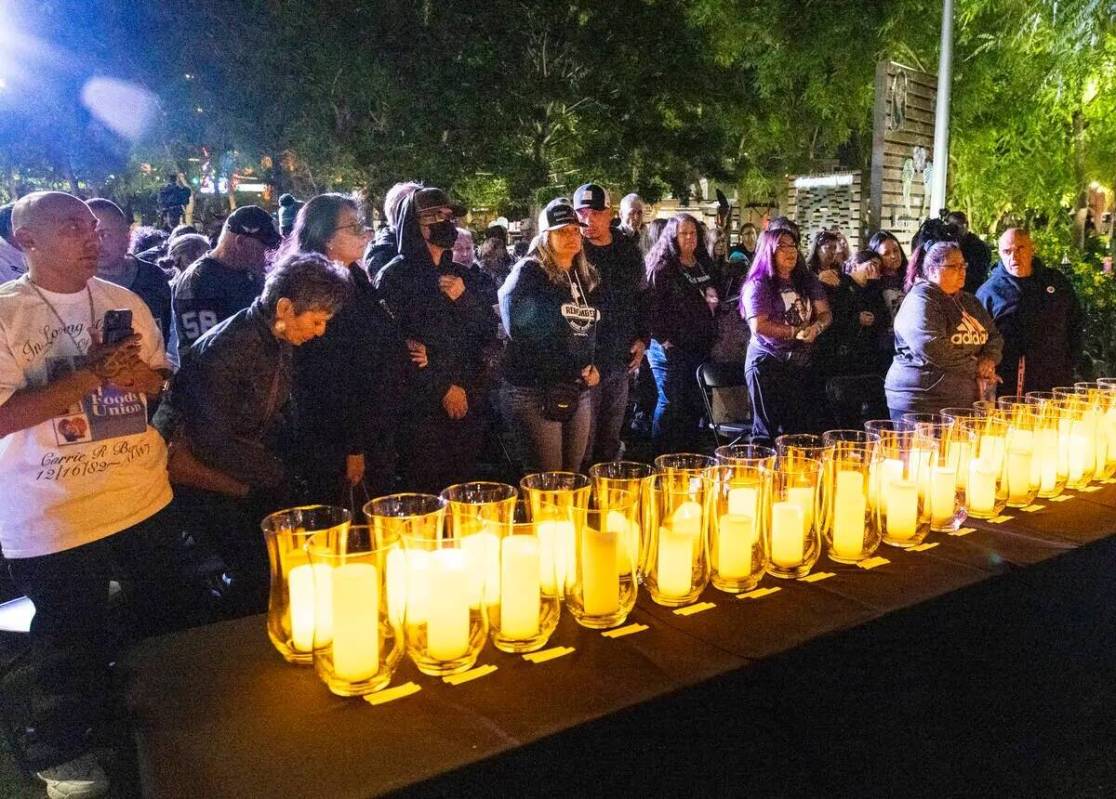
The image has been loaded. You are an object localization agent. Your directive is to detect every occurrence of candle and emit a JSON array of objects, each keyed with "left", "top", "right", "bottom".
[
  {"left": 657, "top": 524, "right": 694, "bottom": 598},
  {"left": 537, "top": 519, "right": 576, "bottom": 595},
  {"left": 912, "top": 446, "right": 933, "bottom": 501},
  {"left": 728, "top": 486, "right": 758, "bottom": 519},
  {"left": 426, "top": 549, "right": 470, "bottom": 661},
  {"left": 832, "top": 470, "right": 865, "bottom": 558},
  {"left": 717, "top": 513, "right": 754, "bottom": 578},
  {"left": 968, "top": 457, "right": 998, "bottom": 515},
  {"left": 874, "top": 458, "right": 905, "bottom": 512},
  {"left": 786, "top": 485, "right": 815, "bottom": 535},
  {"left": 607, "top": 510, "right": 638, "bottom": 575},
  {"left": 885, "top": 478, "right": 919, "bottom": 540},
  {"left": 1067, "top": 430, "right": 1090, "bottom": 484},
  {"left": 981, "top": 434, "right": 1005, "bottom": 467},
  {"left": 581, "top": 525, "right": 620, "bottom": 616},
  {"left": 1106, "top": 407, "right": 1116, "bottom": 458},
  {"left": 499, "top": 536, "right": 540, "bottom": 639},
  {"left": 462, "top": 530, "right": 501, "bottom": 606},
  {"left": 404, "top": 549, "right": 430, "bottom": 625},
  {"left": 1006, "top": 447, "right": 1033, "bottom": 504},
  {"left": 770, "top": 501, "right": 805, "bottom": 568},
  {"left": 1038, "top": 427, "right": 1060, "bottom": 493},
  {"left": 946, "top": 440, "right": 971, "bottom": 492},
  {"left": 330, "top": 563, "right": 379, "bottom": 682},
  {"left": 929, "top": 465, "right": 957, "bottom": 528},
  {"left": 288, "top": 563, "right": 333, "bottom": 653},
  {"left": 386, "top": 548, "right": 408, "bottom": 628}
]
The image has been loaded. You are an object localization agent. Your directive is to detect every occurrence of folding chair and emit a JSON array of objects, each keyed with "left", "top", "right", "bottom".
[{"left": 696, "top": 361, "right": 752, "bottom": 448}]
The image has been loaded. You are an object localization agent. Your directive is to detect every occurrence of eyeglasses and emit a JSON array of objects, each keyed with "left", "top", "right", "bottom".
[
  {"left": 418, "top": 208, "right": 456, "bottom": 225},
  {"left": 775, "top": 244, "right": 799, "bottom": 253},
  {"left": 939, "top": 261, "right": 968, "bottom": 272},
  {"left": 333, "top": 222, "right": 371, "bottom": 235}
]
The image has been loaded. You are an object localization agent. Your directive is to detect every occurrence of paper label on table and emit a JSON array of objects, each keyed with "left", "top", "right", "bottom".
[
  {"left": 364, "top": 682, "right": 422, "bottom": 706},
  {"left": 1081, "top": 485, "right": 1102, "bottom": 493},
  {"left": 949, "top": 527, "right": 975, "bottom": 537},
  {"left": 1104, "top": 478, "right": 1116, "bottom": 485},
  {"left": 738, "top": 586, "right": 781, "bottom": 600},
  {"left": 1020, "top": 504, "right": 1045, "bottom": 513},
  {"left": 673, "top": 601, "right": 716, "bottom": 616},
  {"left": 909, "top": 542, "right": 939, "bottom": 552},
  {"left": 799, "top": 571, "right": 834, "bottom": 583},
  {"left": 857, "top": 556, "right": 890, "bottom": 570},
  {"left": 988, "top": 514, "right": 1014, "bottom": 524},
  {"left": 1050, "top": 494, "right": 1073, "bottom": 503},
  {"left": 523, "top": 646, "right": 575, "bottom": 664},
  {"left": 443, "top": 664, "right": 498, "bottom": 686},
  {"left": 602, "top": 623, "right": 649, "bottom": 639}
]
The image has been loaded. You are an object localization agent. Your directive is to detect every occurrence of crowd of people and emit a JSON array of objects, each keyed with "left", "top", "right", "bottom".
[{"left": 0, "top": 180, "right": 1086, "bottom": 797}]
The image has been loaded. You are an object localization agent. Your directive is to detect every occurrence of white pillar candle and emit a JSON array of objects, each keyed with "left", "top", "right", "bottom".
[
  {"left": 728, "top": 486, "right": 758, "bottom": 519},
  {"left": 1006, "top": 447, "right": 1033, "bottom": 504},
  {"left": 331, "top": 563, "right": 379, "bottom": 682},
  {"left": 1038, "top": 427, "right": 1060, "bottom": 494},
  {"left": 581, "top": 525, "right": 620, "bottom": 616},
  {"left": 537, "top": 520, "right": 576, "bottom": 595},
  {"left": 1094, "top": 423, "right": 1109, "bottom": 475},
  {"left": 404, "top": 549, "right": 431, "bottom": 625},
  {"left": 1105, "top": 408, "right": 1116, "bottom": 459},
  {"left": 499, "top": 536, "right": 540, "bottom": 640},
  {"left": 386, "top": 548, "right": 408, "bottom": 628},
  {"left": 716, "top": 514, "right": 754, "bottom": 578},
  {"left": 1068, "top": 430, "right": 1090, "bottom": 484},
  {"left": 968, "top": 457, "right": 998, "bottom": 514},
  {"left": 462, "top": 530, "right": 501, "bottom": 607},
  {"left": 786, "top": 485, "right": 815, "bottom": 535},
  {"left": 912, "top": 447, "right": 934, "bottom": 501},
  {"left": 981, "top": 434, "right": 1006, "bottom": 468},
  {"left": 606, "top": 510, "right": 637, "bottom": 575},
  {"left": 770, "top": 501, "right": 805, "bottom": 568},
  {"left": 885, "top": 478, "right": 919, "bottom": 540},
  {"left": 426, "top": 549, "right": 470, "bottom": 661},
  {"left": 874, "top": 458, "right": 905, "bottom": 513},
  {"left": 947, "top": 440, "right": 971, "bottom": 492},
  {"left": 929, "top": 465, "right": 957, "bottom": 528},
  {"left": 288, "top": 563, "right": 331, "bottom": 653},
  {"left": 832, "top": 470, "right": 866, "bottom": 559},
  {"left": 657, "top": 524, "right": 694, "bottom": 598}
]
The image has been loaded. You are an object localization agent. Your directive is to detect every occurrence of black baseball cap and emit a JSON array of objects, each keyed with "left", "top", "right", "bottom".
[
  {"left": 226, "top": 205, "right": 281, "bottom": 248},
  {"left": 573, "top": 183, "right": 611, "bottom": 211},
  {"left": 413, "top": 187, "right": 454, "bottom": 214},
  {"left": 538, "top": 198, "right": 586, "bottom": 232}
]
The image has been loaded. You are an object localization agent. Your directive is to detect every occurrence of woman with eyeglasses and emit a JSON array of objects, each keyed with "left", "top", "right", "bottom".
[
  {"left": 885, "top": 233, "right": 1003, "bottom": 421},
  {"left": 741, "top": 224, "right": 832, "bottom": 446},
  {"left": 281, "top": 193, "right": 416, "bottom": 501}
]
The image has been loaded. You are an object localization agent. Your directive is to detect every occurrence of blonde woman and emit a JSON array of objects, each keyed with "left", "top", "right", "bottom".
[{"left": 498, "top": 198, "right": 601, "bottom": 472}]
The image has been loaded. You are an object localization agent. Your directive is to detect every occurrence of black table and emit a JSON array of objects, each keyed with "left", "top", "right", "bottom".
[{"left": 124, "top": 484, "right": 1116, "bottom": 797}]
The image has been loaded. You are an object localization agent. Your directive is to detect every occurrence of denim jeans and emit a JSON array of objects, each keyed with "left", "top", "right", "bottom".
[
  {"left": 500, "top": 382, "right": 592, "bottom": 473},
  {"left": 646, "top": 340, "right": 706, "bottom": 455},
  {"left": 583, "top": 370, "right": 631, "bottom": 468}
]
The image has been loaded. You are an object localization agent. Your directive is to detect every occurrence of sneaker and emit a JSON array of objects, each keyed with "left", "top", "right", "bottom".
[{"left": 36, "top": 753, "right": 109, "bottom": 799}]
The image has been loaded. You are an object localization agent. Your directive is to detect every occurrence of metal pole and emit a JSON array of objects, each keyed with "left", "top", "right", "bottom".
[{"left": 930, "top": 0, "right": 954, "bottom": 217}]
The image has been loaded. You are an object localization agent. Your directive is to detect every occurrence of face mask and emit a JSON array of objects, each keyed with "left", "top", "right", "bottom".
[{"left": 425, "top": 219, "right": 458, "bottom": 249}]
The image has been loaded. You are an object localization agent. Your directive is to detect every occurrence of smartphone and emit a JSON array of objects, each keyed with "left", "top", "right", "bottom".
[{"left": 102, "top": 309, "right": 134, "bottom": 344}]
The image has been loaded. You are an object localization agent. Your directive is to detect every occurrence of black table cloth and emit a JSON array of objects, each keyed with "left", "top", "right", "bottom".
[{"left": 123, "top": 484, "right": 1116, "bottom": 798}]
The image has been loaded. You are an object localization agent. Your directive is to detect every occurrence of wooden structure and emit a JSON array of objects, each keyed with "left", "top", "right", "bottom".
[{"left": 783, "top": 171, "right": 863, "bottom": 252}]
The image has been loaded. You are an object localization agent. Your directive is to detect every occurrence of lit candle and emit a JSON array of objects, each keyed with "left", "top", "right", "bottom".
[
  {"left": 770, "top": 501, "right": 805, "bottom": 568},
  {"left": 607, "top": 510, "right": 638, "bottom": 575},
  {"left": 1006, "top": 446, "right": 1033, "bottom": 505},
  {"left": 874, "top": 458, "right": 905, "bottom": 512},
  {"left": 386, "top": 548, "right": 407, "bottom": 628},
  {"left": 288, "top": 563, "right": 333, "bottom": 653},
  {"left": 404, "top": 549, "right": 430, "bottom": 625},
  {"left": 462, "top": 530, "right": 501, "bottom": 606},
  {"left": 929, "top": 464, "right": 957, "bottom": 528},
  {"left": 1067, "top": 430, "right": 1090, "bottom": 484},
  {"left": 968, "top": 457, "right": 998, "bottom": 515},
  {"left": 426, "top": 549, "right": 470, "bottom": 661},
  {"left": 330, "top": 563, "right": 379, "bottom": 682},
  {"left": 912, "top": 446, "right": 933, "bottom": 501},
  {"left": 581, "top": 525, "right": 620, "bottom": 615},
  {"left": 885, "top": 478, "right": 919, "bottom": 540},
  {"left": 947, "top": 440, "right": 971, "bottom": 492},
  {"left": 717, "top": 513, "right": 754, "bottom": 578},
  {"left": 786, "top": 485, "right": 815, "bottom": 535},
  {"left": 1105, "top": 407, "right": 1116, "bottom": 459},
  {"left": 656, "top": 524, "right": 694, "bottom": 598},
  {"left": 537, "top": 519, "right": 576, "bottom": 595},
  {"left": 981, "top": 434, "right": 1005, "bottom": 467},
  {"left": 832, "top": 469, "right": 866, "bottom": 559},
  {"left": 499, "top": 536, "right": 540, "bottom": 640},
  {"left": 728, "top": 486, "right": 758, "bottom": 518},
  {"left": 1038, "top": 427, "right": 1060, "bottom": 494}
]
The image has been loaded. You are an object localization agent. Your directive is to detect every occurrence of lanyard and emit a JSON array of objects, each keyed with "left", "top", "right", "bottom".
[{"left": 29, "top": 278, "right": 96, "bottom": 355}]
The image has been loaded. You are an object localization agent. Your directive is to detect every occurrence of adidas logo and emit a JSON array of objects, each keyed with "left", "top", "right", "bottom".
[{"left": 951, "top": 309, "right": 988, "bottom": 345}]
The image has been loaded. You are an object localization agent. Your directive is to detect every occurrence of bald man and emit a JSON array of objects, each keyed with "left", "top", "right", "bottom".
[
  {"left": 976, "top": 228, "right": 1083, "bottom": 393},
  {"left": 0, "top": 192, "right": 197, "bottom": 796}
]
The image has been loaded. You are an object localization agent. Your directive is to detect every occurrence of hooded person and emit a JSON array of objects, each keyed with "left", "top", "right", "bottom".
[
  {"left": 373, "top": 187, "right": 498, "bottom": 492},
  {"left": 363, "top": 181, "right": 421, "bottom": 278}
]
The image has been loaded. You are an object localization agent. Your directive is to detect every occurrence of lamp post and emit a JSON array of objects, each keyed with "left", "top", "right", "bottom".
[{"left": 930, "top": 0, "right": 954, "bottom": 217}]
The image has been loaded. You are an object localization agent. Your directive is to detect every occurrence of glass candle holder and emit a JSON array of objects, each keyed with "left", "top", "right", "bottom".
[
  {"left": 1075, "top": 383, "right": 1115, "bottom": 480},
  {"left": 864, "top": 420, "right": 902, "bottom": 511},
  {"left": 1054, "top": 394, "right": 1096, "bottom": 489},
  {"left": 966, "top": 415, "right": 1009, "bottom": 519},
  {"left": 1024, "top": 392, "right": 1069, "bottom": 498},
  {"left": 1097, "top": 379, "right": 1116, "bottom": 477},
  {"left": 520, "top": 472, "right": 591, "bottom": 597},
  {"left": 997, "top": 397, "right": 1041, "bottom": 507},
  {"left": 654, "top": 453, "right": 717, "bottom": 474},
  {"left": 262, "top": 505, "right": 352, "bottom": 665},
  {"left": 775, "top": 433, "right": 831, "bottom": 463},
  {"left": 913, "top": 425, "right": 974, "bottom": 532},
  {"left": 487, "top": 500, "right": 561, "bottom": 653},
  {"left": 819, "top": 446, "right": 879, "bottom": 563},
  {"left": 714, "top": 444, "right": 777, "bottom": 467},
  {"left": 707, "top": 464, "right": 769, "bottom": 592},
  {"left": 765, "top": 457, "right": 822, "bottom": 578},
  {"left": 564, "top": 488, "right": 639, "bottom": 628},
  {"left": 900, "top": 412, "right": 954, "bottom": 431},
  {"left": 588, "top": 461, "right": 653, "bottom": 581},
  {"left": 822, "top": 429, "right": 880, "bottom": 452},
  {"left": 440, "top": 482, "right": 518, "bottom": 608},
  {"left": 644, "top": 472, "right": 711, "bottom": 606},
  {"left": 303, "top": 525, "right": 405, "bottom": 696},
  {"left": 872, "top": 430, "right": 931, "bottom": 547}
]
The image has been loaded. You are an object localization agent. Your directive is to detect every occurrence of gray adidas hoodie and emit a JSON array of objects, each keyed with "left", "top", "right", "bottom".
[{"left": 885, "top": 280, "right": 1003, "bottom": 414}]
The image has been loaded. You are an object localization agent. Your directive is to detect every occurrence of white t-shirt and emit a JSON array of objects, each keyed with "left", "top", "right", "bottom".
[{"left": 0, "top": 275, "right": 173, "bottom": 558}]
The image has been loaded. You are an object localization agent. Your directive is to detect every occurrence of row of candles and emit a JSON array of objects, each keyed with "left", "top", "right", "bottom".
[{"left": 261, "top": 381, "right": 1116, "bottom": 697}]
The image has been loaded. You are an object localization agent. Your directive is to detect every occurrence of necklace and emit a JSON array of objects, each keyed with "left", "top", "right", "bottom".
[{"left": 28, "top": 277, "right": 96, "bottom": 355}]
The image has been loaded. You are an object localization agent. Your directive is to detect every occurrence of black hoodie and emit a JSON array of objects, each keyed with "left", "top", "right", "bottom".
[{"left": 373, "top": 194, "right": 497, "bottom": 410}]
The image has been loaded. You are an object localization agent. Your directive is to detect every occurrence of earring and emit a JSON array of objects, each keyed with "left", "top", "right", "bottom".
[{"left": 275, "top": 320, "right": 287, "bottom": 334}]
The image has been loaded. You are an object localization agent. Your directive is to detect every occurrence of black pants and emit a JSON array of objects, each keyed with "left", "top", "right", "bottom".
[
  {"left": 4, "top": 505, "right": 202, "bottom": 769},
  {"left": 745, "top": 350, "right": 816, "bottom": 447},
  {"left": 399, "top": 409, "right": 486, "bottom": 495}
]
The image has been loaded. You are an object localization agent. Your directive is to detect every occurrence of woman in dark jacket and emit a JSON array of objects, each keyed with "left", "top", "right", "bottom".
[
  {"left": 281, "top": 194, "right": 415, "bottom": 503},
  {"left": 825, "top": 249, "right": 892, "bottom": 378},
  {"left": 158, "top": 252, "right": 350, "bottom": 614},
  {"left": 499, "top": 198, "right": 601, "bottom": 472},
  {"left": 644, "top": 213, "right": 719, "bottom": 454}
]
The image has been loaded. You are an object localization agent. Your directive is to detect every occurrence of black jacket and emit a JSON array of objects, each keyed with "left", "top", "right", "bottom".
[
  {"left": 975, "top": 257, "right": 1083, "bottom": 393},
  {"left": 294, "top": 264, "right": 408, "bottom": 467},
  {"left": 158, "top": 300, "right": 292, "bottom": 488},
  {"left": 960, "top": 232, "right": 992, "bottom": 294},
  {"left": 363, "top": 225, "right": 398, "bottom": 279},
  {"left": 818, "top": 274, "right": 892, "bottom": 378},
  {"left": 646, "top": 259, "right": 718, "bottom": 357},
  {"left": 584, "top": 234, "right": 647, "bottom": 375},
  {"left": 373, "top": 195, "right": 497, "bottom": 410},
  {"left": 171, "top": 255, "right": 261, "bottom": 357},
  {"left": 499, "top": 258, "right": 599, "bottom": 389}
]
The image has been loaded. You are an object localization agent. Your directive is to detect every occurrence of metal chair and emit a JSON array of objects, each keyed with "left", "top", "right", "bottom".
[{"left": 696, "top": 361, "right": 752, "bottom": 448}]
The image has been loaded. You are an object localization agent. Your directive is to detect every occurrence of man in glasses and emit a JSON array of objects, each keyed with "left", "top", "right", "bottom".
[{"left": 373, "top": 187, "right": 498, "bottom": 492}]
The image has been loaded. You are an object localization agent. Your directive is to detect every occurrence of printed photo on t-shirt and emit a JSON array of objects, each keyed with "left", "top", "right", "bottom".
[
  {"left": 45, "top": 355, "right": 147, "bottom": 446},
  {"left": 778, "top": 286, "right": 811, "bottom": 328}
]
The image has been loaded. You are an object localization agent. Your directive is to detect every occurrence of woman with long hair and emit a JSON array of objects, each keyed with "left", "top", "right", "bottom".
[
  {"left": 885, "top": 237, "right": 1003, "bottom": 420},
  {"left": 498, "top": 198, "right": 601, "bottom": 472},
  {"left": 740, "top": 223, "right": 832, "bottom": 445},
  {"left": 805, "top": 229, "right": 844, "bottom": 293},
  {"left": 644, "top": 213, "right": 719, "bottom": 453},
  {"left": 279, "top": 193, "right": 414, "bottom": 502}
]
